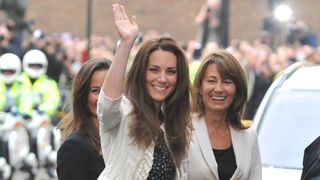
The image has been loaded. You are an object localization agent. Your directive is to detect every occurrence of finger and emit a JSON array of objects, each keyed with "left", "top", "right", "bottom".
[
  {"left": 112, "top": 4, "right": 121, "bottom": 21},
  {"left": 119, "top": 5, "right": 129, "bottom": 21},
  {"left": 131, "top": 16, "right": 137, "bottom": 26}
]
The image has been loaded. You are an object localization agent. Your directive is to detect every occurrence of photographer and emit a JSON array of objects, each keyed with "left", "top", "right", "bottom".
[
  {"left": 194, "top": 0, "right": 222, "bottom": 49},
  {"left": 287, "top": 19, "right": 318, "bottom": 48},
  {"left": 0, "top": 21, "right": 16, "bottom": 56},
  {"left": 0, "top": 0, "right": 29, "bottom": 56}
]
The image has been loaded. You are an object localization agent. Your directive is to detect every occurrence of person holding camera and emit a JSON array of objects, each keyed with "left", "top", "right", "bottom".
[
  {"left": 0, "top": 0, "right": 29, "bottom": 56},
  {"left": 194, "top": 0, "right": 222, "bottom": 49}
]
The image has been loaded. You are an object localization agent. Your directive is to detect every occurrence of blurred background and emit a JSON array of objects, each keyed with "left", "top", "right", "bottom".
[{"left": 22, "top": 0, "right": 319, "bottom": 47}]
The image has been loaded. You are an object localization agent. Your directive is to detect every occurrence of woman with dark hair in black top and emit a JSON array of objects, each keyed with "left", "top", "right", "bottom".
[{"left": 57, "top": 58, "right": 111, "bottom": 180}]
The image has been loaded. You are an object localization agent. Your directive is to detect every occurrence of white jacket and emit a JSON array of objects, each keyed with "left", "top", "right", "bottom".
[
  {"left": 188, "top": 116, "right": 262, "bottom": 180},
  {"left": 97, "top": 92, "right": 188, "bottom": 180}
]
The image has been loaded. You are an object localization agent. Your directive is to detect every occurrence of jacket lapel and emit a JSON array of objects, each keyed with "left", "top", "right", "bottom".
[
  {"left": 193, "top": 117, "right": 219, "bottom": 179},
  {"left": 229, "top": 126, "right": 243, "bottom": 179}
]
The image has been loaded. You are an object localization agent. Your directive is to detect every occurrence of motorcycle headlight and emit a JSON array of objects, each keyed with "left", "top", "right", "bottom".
[{"left": 8, "top": 126, "right": 30, "bottom": 166}]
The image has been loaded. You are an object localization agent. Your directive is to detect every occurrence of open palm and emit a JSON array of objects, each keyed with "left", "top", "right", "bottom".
[{"left": 113, "top": 4, "right": 139, "bottom": 43}]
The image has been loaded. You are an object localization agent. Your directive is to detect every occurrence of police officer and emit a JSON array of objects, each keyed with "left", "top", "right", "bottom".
[
  {"left": 0, "top": 52, "right": 32, "bottom": 114},
  {"left": 21, "top": 49, "right": 60, "bottom": 117}
]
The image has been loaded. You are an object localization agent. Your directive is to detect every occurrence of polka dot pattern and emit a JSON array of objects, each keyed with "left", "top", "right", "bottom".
[{"left": 147, "top": 132, "right": 175, "bottom": 180}]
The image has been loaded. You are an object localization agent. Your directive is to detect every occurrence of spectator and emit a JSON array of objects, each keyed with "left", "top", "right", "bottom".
[
  {"left": 0, "top": 22, "right": 16, "bottom": 55},
  {"left": 287, "top": 19, "right": 318, "bottom": 48},
  {"left": 0, "top": 0, "right": 29, "bottom": 56},
  {"left": 194, "top": 0, "right": 222, "bottom": 48}
]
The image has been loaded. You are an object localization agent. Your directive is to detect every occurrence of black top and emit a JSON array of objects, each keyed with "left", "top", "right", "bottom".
[
  {"left": 57, "top": 132, "right": 105, "bottom": 180},
  {"left": 147, "top": 132, "right": 176, "bottom": 180},
  {"left": 213, "top": 145, "right": 237, "bottom": 180}
]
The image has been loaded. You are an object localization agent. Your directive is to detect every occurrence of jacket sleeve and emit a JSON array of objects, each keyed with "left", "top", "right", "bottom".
[
  {"left": 97, "top": 91, "right": 131, "bottom": 167},
  {"left": 97, "top": 90, "right": 127, "bottom": 132},
  {"left": 249, "top": 128, "right": 262, "bottom": 180}
]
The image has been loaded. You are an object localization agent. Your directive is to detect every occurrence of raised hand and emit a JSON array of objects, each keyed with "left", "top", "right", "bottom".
[
  {"left": 112, "top": 4, "right": 139, "bottom": 44},
  {"left": 101, "top": 4, "right": 139, "bottom": 99}
]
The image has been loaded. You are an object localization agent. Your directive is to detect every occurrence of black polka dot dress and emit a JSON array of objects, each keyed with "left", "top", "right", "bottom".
[{"left": 147, "top": 132, "right": 176, "bottom": 180}]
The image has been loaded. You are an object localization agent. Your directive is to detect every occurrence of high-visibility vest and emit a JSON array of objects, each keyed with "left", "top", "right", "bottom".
[
  {"left": 20, "top": 72, "right": 61, "bottom": 117},
  {"left": 0, "top": 76, "right": 33, "bottom": 114},
  {"left": 189, "top": 60, "right": 201, "bottom": 84}
]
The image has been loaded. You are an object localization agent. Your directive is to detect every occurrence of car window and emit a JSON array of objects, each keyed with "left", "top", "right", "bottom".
[{"left": 257, "top": 90, "right": 320, "bottom": 169}]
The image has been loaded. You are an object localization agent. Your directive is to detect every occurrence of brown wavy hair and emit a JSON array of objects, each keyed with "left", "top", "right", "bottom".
[
  {"left": 125, "top": 36, "right": 192, "bottom": 166},
  {"left": 58, "top": 57, "right": 112, "bottom": 153},
  {"left": 192, "top": 50, "right": 248, "bottom": 130}
]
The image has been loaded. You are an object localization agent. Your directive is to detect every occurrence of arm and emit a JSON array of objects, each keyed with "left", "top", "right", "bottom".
[
  {"left": 102, "top": 4, "right": 138, "bottom": 99},
  {"left": 97, "top": 4, "right": 137, "bottom": 139},
  {"left": 194, "top": 3, "right": 209, "bottom": 25}
]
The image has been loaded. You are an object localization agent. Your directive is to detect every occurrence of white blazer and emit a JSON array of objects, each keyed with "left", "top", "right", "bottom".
[
  {"left": 188, "top": 116, "right": 262, "bottom": 180},
  {"left": 97, "top": 92, "right": 188, "bottom": 180}
]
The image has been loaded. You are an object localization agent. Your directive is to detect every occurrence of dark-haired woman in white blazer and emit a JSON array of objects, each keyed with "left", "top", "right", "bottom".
[{"left": 188, "top": 51, "right": 262, "bottom": 180}]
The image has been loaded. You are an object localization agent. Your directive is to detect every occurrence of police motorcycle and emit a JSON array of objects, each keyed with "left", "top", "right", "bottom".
[
  {"left": 48, "top": 112, "right": 62, "bottom": 178},
  {"left": 20, "top": 49, "right": 62, "bottom": 178},
  {"left": 0, "top": 107, "right": 38, "bottom": 180},
  {"left": 50, "top": 99, "right": 66, "bottom": 156},
  {"left": 48, "top": 124, "right": 61, "bottom": 178},
  {"left": 23, "top": 106, "right": 60, "bottom": 178}
]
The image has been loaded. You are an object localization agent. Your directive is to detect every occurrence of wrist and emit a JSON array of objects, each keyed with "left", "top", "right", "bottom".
[
  {"left": 117, "top": 39, "right": 135, "bottom": 48},
  {"left": 116, "top": 41, "right": 135, "bottom": 54}
]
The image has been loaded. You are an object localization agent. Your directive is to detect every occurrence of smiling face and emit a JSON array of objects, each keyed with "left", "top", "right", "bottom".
[
  {"left": 201, "top": 63, "right": 236, "bottom": 114},
  {"left": 88, "top": 69, "right": 108, "bottom": 122},
  {"left": 146, "top": 49, "right": 178, "bottom": 107}
]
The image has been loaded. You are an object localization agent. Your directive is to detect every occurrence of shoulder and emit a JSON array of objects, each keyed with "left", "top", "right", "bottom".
[
  {"left": 191, "top": 114, "right": 203, "bottom": 122},
  {"left": 58, "top": 132, "right": 91, "bottom": 154},
  {"left": 20, "top": 72, "right": 30, "bottom": 81},
  {"left": 42, "top": 75, "right": 57, "bottom": 84},
  {"left": 57, "top": 133, "right": 92, "bottom": 168},
  {"left": 243, "top": 126, "right": 258, "bottom": 138},
  {"left": 230, "top": 126, "right": 258, "bottom": 144},
  {"left": 231, "top": 125, "right": 256, "bottom": 134},
  {"left": 191, "top": 115, "right": 205, "bottom": 129},
  {"left": 67, "top": 131, "right": 86, "bottom": 140}
]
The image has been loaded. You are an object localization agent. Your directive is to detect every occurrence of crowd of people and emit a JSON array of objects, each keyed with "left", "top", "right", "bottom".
[{"left": 0, "top": 1, "right": 319, "bottom": 180}]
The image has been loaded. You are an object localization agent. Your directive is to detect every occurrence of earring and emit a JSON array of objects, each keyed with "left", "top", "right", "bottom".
[{"left": 199, "top": 92, "right": 203, "bottom": 103}]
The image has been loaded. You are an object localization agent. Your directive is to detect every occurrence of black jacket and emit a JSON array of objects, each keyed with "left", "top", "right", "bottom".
[
  {"left": 301, "top": 136, "right": 320, "bottom": 180},
  {"left": 57, "top": 132, "right": 105, "bottom": 180}
]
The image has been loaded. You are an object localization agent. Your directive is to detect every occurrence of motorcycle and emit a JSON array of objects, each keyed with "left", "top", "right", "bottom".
[
  {"left": 24, "top": 108, "right": 61, "bottom": 178},
  {"left": 0, "top": 108, "right": 38, "bottom": 180}
]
